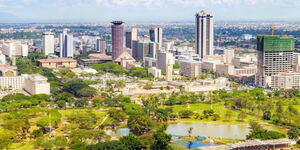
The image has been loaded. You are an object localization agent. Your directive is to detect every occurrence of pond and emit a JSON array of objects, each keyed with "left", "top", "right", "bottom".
[{"left": 166, "top": 122, "right": 250, "bottom": 140}]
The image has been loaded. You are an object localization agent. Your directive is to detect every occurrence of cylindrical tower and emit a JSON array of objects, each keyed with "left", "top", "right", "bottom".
[{"left": 111, "top": 21, "right": 124, "bottom": 60}]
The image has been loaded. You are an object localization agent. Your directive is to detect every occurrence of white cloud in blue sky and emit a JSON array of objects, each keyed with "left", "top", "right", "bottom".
[{"left": 0, "top": 0, "right": 300, "bottom": 22}]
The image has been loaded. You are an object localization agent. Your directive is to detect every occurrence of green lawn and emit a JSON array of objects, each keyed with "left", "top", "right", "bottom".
[{"left": 165, "top": 103, "right": 265, "bottom": 124}]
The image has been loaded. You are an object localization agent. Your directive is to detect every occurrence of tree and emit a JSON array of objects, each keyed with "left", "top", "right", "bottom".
[
  {"left": 178, "top": 110, "right": 194, "bottom": 118},
  {"left": 108, "top": 108, "right": 127, "bottom": 127},
  {"left": 188, "top": 127, "right": 193, "bottom": 137},
  {"left": 237, "top": 112, "right": 247, "bottom": 121},
  {"left": 119, "top": 135, "right": 143, "bottom": 150},
  {"left": 263, "top": 111, "right": 271, "bottom": 120},
  {"left": 64, "top": 79, "right": 89, "bottom": 97},
  {"left": 247, "top": 121, "right": 286, "bottom": 140},
  {"left": 150, "top": 131, "right": 172, "bottom": 150},
  {"left": 87, "top": 141, "right": 129, "bottom": 150},
  {"left": 224, "top": 111, "right": 233, "bottom": 120},
  {"left": 53, "top": 136, "right": 68, "bottom": 149},
  {"left": 0, "top": 130, "right": 15, "bottom": 150},
  {"left": 92, "top": 62, "right": 125, "bottom": 75},
  {"left": 67, "top": 110, "right": 97, "bottom": 129},
  {"left": 77, "top": 87, "right": 98, "bottom": 97},
  {"left": 127, "top": 113, "right": 154, "bottom": 136},
  {"left": 287, "top": 127, "right": 300, "bottom": 140}
]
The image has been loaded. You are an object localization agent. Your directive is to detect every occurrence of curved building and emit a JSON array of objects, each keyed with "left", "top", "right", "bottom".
[{"left": 111, "top": 21, "right": 125, "bottom": 60}]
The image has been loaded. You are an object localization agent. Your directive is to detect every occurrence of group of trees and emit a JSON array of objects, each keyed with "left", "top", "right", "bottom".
[
  {"left": 216, "top": 88, "right": 300, "bottom": 127},
  {"left": 247, "top": 121, "right": 286, "bottom": 140},
  {"left": 92, "top": 62, "right": 153, "bottom": 79}
]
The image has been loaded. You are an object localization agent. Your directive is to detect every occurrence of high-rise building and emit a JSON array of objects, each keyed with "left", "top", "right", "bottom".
[
  {"left": 132, "top": 41, "right": 149, "bottom": 61},
  {"left": 111, "top": 21, "right": 125, "bottom": 60},
  {"left": 59, "top": 29, "right": 74, "bottom": 58},
  {"left": 195, "top": 10, "right": 214, "bottom": 59},
  {"left": 125, "top": 28, "right": 138, "bottom": 49},
  {"left": 42, "top": 32, "right": 55, "bottom": 55},
  {"left": 150, "top": 28, "right": 163, "bottom": 49},
  {"left": 256, "top": 35, "right": 295, "bottom": 86},
  {"left": 96, "top": 38, "right": 106, "bottom": 53},
  {"left": 125, "top": 32, "right": 132, "bottom": 48}
]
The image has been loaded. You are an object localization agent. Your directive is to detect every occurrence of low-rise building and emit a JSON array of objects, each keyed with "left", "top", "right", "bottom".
[
  {"left": 0, "top": 76, "right": 24, "bottom": 90},
  {"left": 270, "top": 72, "right": 300, "bottom": 89},
  {"left": 23, "top": 74, "right": 50, "bottom": 95},
  {"left": 148, "top": 67, "right": 161, "bottom": 78},
  {"left": 38, "top": 58, "right": 77, "bottom": 69},
  {"left": 216, "top": 64, "right": 235, "bottom": 75}
]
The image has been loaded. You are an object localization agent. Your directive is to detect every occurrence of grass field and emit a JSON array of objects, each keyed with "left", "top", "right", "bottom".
[{"left": 164, "top": 102, "right": 260, "bottom": 124}]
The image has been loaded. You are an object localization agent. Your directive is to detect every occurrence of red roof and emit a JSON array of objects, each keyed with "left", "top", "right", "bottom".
[
  {"left": 88, "top": 53, "right": 112, "bottom": 59},
  {"left": 38, "top": 58, "right": 76, "bottom": 63}
]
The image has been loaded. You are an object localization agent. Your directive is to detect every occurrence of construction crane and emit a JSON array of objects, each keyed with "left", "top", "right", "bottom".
[{"left": 271, "top": 25, "right": 280, "bottom": 35}]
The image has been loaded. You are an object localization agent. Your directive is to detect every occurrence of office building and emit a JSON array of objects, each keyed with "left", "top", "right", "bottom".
[
  {"left": 125, "top": 28, "right": 138, "bottom": 49},
  {"left": 157, "top": 51, "right": 175, "bottom": 72},
  {"left": 195, "top": 10, "right": 214, "bottom": 59},
  {"left": 179, "top": 60, "right": 201, "bottom": 77},
  {"left": 256, "top": 35, "right": 295, "bottom": 86},
  {"left": 111, "top": 21, "right": 125, "bottom": 60},
  {"left": 42, "top": 32, "right": 55, "bottom": 55},
  {"left": 96, "top": 38, "right": 106, "bottom": 53},
  {"left": 59, "top": 29, "right": 74, "bottom": 58},
  {"left": 132, "top": 40, "right": 157, "bottom": 61},
  {"left": 150, "top": 28, "right": 163, "bottom": 49}
]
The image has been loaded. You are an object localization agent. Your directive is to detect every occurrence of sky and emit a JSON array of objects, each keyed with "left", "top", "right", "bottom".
[{"left": 1, "top": 0, "right": 300, "bottom": 22}]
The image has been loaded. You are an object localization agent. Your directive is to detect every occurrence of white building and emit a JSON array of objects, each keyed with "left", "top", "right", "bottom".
[
  {"left": 157, "top": 51, "right": 175, "bottom": 72},
  {"left": 148, "top": 67, "right": 162, "bottom": 78},
  {"left": 23, "top": 74, "right": 50, "bottom": 95},
  {"left": 0, "top": 51, "right": 6, "bottom": 64},
  {"left": 21, "top": 44, "right": 28, "bottom": 57},
  {"left": 43, "top": 32, "right": 55, "bottom": 55},
  {"left": 271, "top": 72, "right": 300, "bottom": 89},
  {"left": 195, "top": 10, "right": 214, "bottom": 59},
  {"left": 0, "top": 76, "right": 24, "bottom": 90},
  {"left": 2, "top": 42, "right": 16, "bottom": 58}
]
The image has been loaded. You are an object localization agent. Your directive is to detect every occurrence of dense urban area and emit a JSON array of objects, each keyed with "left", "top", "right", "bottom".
[{"left": 1, "top": 10, "right": 300, "bottom": 150}]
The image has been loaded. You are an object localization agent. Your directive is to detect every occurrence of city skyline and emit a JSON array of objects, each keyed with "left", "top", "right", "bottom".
[{"left": 1, "top": 0, "right": 300, "bottom": 22}]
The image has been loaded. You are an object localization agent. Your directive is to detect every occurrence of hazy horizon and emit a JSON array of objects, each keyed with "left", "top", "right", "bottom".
[{"left": 1, "top": 0, "right": 300, "bottom": 23}]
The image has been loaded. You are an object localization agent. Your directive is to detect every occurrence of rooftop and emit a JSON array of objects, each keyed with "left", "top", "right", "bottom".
[
  {"left": 88, "top": 53, "right": 112, "bottom": 60},
  {"left": 38, "top": 58, "right": 76, "bottom": 63}
]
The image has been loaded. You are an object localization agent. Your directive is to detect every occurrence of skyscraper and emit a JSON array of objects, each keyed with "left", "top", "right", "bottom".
[
  {"left": 111, "top": 21, "right": 125, "bottom": 60},
  {"left": 195, "top": 10, "right": 214, "bottom": 59},
  {"left": 59, "top": 29, "right": 74, "bottom": 58},
  {"left": 42, "top": 32, "right": 55, "bottom": 55},
  {"left": 256, "top": 35, "right": 295, "bottom": 86},
  {"left": 150, "top": 28, "right": 163, "bottom": 49},
  {"left": 125, "top": 28, "right": 138, "bottom": 49}
]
